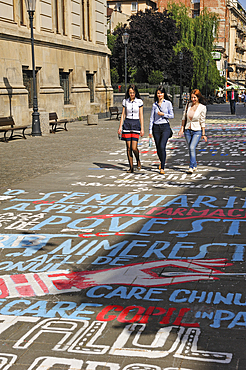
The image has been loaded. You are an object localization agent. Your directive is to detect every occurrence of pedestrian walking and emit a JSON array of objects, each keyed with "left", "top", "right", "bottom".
[
  {"left": 149, "top": 86, "right": 174, "bottom": 174},
  {"left": 238, "top": 91, "right": 242, "bottom": 104},
  {"left": 228, "top": 88, "right": 238, "bottom": 114},
  {"left": 118, "top": 84, "right": 144, "bottom": 173},
  {"left": 243, "top": 91, "right": 246, "bottom": 107},
  {"left": 241, "top": 91, "right": 245, "bottom": 100},
  {"left": 178, "top": 89, "right": 207, "bottom": 174}
]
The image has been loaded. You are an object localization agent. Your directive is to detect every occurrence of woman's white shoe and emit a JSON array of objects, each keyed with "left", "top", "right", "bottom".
[{"left": 187, "top": 168, "right": 193, "bottom": 174}]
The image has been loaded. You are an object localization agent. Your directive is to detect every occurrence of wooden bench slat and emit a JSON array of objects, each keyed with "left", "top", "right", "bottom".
[
  {"left": 0, "top": 116, "right": 29, "bottom": 142},
  {"left": 109, "top": 106, "right": 121, "bottom": 120},
  {"left": 49, "top": 112, "right": 68, "bottom": 132}
]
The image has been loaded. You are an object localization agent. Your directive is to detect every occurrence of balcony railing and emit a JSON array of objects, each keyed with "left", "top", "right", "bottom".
[{"left": 227, "top": 0, "right": 246, "bottom": 18}]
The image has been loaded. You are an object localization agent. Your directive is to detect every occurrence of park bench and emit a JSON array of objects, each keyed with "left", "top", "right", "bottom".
[
  {"left": 0, "top": 116, "right": 29, "bottom": 142},
  {"left": 109, "top": 106, "right": 121, "bottom": 120},
  {"left": 49, "top": 112, "right": 68, "bottom": 133}
]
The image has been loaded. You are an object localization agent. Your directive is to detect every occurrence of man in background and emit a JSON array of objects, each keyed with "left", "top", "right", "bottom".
[{"left": 228, "top": 88, "right": 238, "bottom": 114}]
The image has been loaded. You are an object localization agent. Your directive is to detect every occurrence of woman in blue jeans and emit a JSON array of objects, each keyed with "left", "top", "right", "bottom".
[
  {"left": 149, "top": 86, "right": 174, "bottom": 174},
  {"left": 179, "top": 89, "right": 207, "bottom": 174}
]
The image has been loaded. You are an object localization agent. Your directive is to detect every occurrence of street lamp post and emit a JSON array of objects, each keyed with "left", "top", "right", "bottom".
[
  {"left": 205, "top": 60, "right": 210, "bottom": 100},
  {"left": 179, "top": 51, "right": 183, "bottom": 109},
  {"left": 25, "top": 0, "right": 42, "bottom": 136},
  {"left": 122, "top": 31, "right": 129, "bottom": 96},
  {"left": 103, "top": 79, "right": 108, "bottom": 117}
]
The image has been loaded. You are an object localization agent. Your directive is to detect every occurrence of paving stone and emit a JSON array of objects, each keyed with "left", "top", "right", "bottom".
[{"left": 0, "top": 102, "right": 245, "bottom": 369}]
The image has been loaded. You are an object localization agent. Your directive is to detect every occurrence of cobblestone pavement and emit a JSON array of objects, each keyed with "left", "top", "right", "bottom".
[
  {"left": 1, "top": 102, "right": 245, "bottom": 188},
  {"left": 0, "top": 102, "right": 245, "bottom": 369}
]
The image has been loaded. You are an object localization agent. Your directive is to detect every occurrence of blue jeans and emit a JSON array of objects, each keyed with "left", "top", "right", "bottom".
[
  {"left": 184, "top": 129, "right": 202, "bottom": 169},
  {"left": 152, "top": 123, "right": 171, "bottom": 170}
]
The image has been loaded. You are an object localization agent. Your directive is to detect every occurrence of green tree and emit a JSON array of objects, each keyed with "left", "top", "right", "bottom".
[
  {"left": 148, "top": 70, "right": 164, "bottom": 84},
  {"left": 129, "top": 67, "right": 138, "bottom": 83},
  {"left": 110, "top": 68, "right": 119, "bottom": 84},
  {"left": 168, "top": 3, "right": 222, "bottom": 92},
  {"left": 110, "top": 10, "right": 180, "bottom": 83},
  {"left": 107, "top": 30, "right": 117, "bottom": 53},
  {"left": 169, "top": 47, "right": 194, "bottom": 88}
]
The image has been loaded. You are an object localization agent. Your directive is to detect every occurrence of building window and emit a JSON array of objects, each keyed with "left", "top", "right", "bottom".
[
  {"left": 115, "top": 2, "right": 121, "bottom": 12},
  {"left": 59, "top": 71, "right": 70, "bottom": 104},
  {"left": 131, "top": 2, "right": 137, "bottom": 11},
  {"left": 192, "top": 2, "right": 200, "bottom": 17},
  {"left": 193, "top": 9, "right": 200, "bottom": 17},
  {"left": 87, "top": 0, "right": 91, "bottom": 40},
  {"left": 82, "top": 0, "right": 86, "bottom": 39},
  {"left": 86, "top": 73, "right": 94, "bottom": 103},
  {"left": 61, "top": 0, "right": 66, "bottom": 35},
  {"left": 54, "top": 0, "right": 59, "bottom": 33},
  {"left": 18, "top": 0, "right": 24, "bottom": 25},
  {"left": 23, "top": 69, "right": 36, "bottom": 108}
]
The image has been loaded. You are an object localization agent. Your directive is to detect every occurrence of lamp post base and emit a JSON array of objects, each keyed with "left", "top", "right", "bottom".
[{"left": 31, "top": 111, "right": 42, "bottom": 136}]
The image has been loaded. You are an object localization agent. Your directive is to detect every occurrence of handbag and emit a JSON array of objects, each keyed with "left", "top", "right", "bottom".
[
  {"left": 169, "top": 128, "right": 173, "bottom": 138},
  {"left": 184, "top": 102, "right": 189, "bottom": 127}
]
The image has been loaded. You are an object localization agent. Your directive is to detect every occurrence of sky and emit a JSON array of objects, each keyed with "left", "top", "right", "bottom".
[{"left": 239, "top": 0, "right": 246, "bottom": 10}]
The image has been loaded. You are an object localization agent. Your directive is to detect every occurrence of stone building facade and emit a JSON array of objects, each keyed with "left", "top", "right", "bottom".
[
  {"left": 157, "top": 0, "right": 246, "bottom": 87},
  {"left": 0, "top": 0, "right": 113, "bottom": 126}
]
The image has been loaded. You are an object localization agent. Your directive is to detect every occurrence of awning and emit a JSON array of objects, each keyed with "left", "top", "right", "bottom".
[
  {"left": 226, "top": 84, "right": 240, "bottom": 90},
  {"left": 226, "top": 80, "right": 245, "bottom": 89}
]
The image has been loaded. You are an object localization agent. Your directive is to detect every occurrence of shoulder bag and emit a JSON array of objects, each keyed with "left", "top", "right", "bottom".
[{"left": 183, "top": 102, "right": 189, "bottom": 128}]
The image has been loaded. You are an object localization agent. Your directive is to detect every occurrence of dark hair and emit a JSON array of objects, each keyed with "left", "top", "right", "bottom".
[
  {"left": 190, "top": 89, "right": 206, "bottom": 105},
  {"left": 154, "top": 85, "right": 169, "bottom": 102},
  {"left": 125, "top": 84, "right": 141, "bottom": 99}
]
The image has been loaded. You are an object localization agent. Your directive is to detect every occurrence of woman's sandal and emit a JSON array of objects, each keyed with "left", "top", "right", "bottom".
[
  {"left": 127, "top": 168, "right": 134, "bottom": 173},
  {"left": 137, "top": 164, "right": 142, "bottom": 171},
  {"left": 160, "top": 169, "right": 165, "bottom": 174}
]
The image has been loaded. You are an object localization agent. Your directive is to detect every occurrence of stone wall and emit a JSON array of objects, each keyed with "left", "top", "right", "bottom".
[{"left": 0, "top": 0, "right": 113, "bottom": 126}]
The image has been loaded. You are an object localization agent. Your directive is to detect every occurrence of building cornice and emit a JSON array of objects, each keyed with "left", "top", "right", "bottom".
[
  {"left": 0, "top": 29, "right": 110, "bottom": 56},
  {"left": 227, "top": 0, "right": 246, "bottom": 23}
]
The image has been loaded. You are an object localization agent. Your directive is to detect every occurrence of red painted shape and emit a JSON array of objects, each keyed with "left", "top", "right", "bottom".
[
  {"left": 33, "top": 274, "right": 49, "bottom": 293},
  {"left": 173, "top": 308, "right": 199, "bottom": 327},
  {"left": 96, "top": 305, "right": 123, "bottom": 321},
  {"left": 117, "top": 305, "right": 146, "bottom": 323}
]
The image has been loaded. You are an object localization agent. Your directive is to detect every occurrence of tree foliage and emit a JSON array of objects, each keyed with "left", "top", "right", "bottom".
[
  {"left": 110, "top": 68, "right": 119, "bottom": 84},
  {"left": 148, "top": 70, "right": 164, "bottom": 85},
  {"left": 168, "top": 47, "right": 194, "bottom": 87},
  {"left": 107, "top": 30, "right": 117, "bottom": 54},
  {"left": 109, "top": 5, "right": 222, "bottom": 92},
  {"left": 168, "top": 3, "right": 222, "bottom": 92},
  {"left": 110, "top": 10, "right": 181, "bottom": 83}
]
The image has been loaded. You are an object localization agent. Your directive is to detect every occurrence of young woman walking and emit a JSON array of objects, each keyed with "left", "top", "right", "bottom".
[
  {"left": 118, "top": 84, "right": 144, "bottom": 173},
  {"left": 178, "top": 89, "right": 207, "bottom": 173},
  {"left": 149, "top": 86, "right": 174, "bottom": 174}
]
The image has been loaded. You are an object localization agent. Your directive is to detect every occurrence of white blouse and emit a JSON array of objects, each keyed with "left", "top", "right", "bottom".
[
  {"left": 182, "top": 103, "right": 206, "bottom": 131},
  {"left": 123, "top": 98, "right": 143, "bottom": 120}
]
